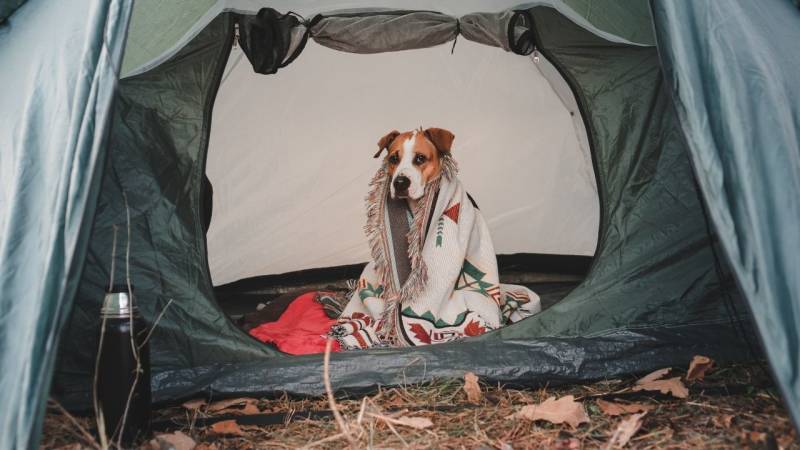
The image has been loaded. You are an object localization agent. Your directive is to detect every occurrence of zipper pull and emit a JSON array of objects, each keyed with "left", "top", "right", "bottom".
[
  {"left": 233, "top": 22, "right": 240, "bottom": 48},
  {"left": 533, "top": 46, "right": 540, "bottom": 63}
]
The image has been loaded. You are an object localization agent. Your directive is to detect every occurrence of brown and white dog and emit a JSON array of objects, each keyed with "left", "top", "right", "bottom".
[
  {"left": 373, "top": 127, "right": 455, "bottom": 201},
  {"left": 330, "top": 126, "right": 541, "bottom": 349}
]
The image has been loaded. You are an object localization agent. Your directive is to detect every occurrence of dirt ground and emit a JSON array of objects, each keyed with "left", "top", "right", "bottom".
[{"left": 41, "top": 360, "right": 797, "bottom": 450}]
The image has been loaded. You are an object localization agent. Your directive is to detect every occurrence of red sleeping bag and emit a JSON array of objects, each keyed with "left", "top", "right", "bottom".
[{"left": 248, "top": 291, "right": 341, "bottom": 355}]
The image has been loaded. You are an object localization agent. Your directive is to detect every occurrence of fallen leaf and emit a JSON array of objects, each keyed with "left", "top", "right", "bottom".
[
  {"left": 511, "top": 395, "right": 590, "bottom": 429},
  {"left": 632, "top": 377, "right": 689, "bottom": 398},
  {"left": 463, "top": 372, "right": 482, "bottom": 404},
  {"left": 607, "top": 412, "right": 646, "bottom": 448},
  {"left": 215, "top": 402, "right": 261, "bottom": 416},
  {"left": 207, "top": 397, "right": 259, "bottom": 413},
  {"left": 203, "top": 397, "right": 261, "bottom": 415},
  {"left": 633, "top": 368, "right": 689, "bottom": 398},
  {"left": 596, "top": 399, "right": 653, "bottom": 416},
  {"left": 208, "top": 419, "right": 246, "bottom": 436},
  {"left": 149, "top": 431, "right": 196, "bottom": 450},
  {"left": 711, "top": 414, "right": 734, "bottom": 429},
  {"left": 686, "top": 355, "right": 714, "bottom": 381},
  {"left": 181, "top": 399, "right": 206, "bottom": 411},
  {"left": 394, "top": 416, "right": 434, "bottom": 430},
  {"left": 743, "top": 431, "right": 767, "bottom": 443},
  {"left": 637, "top": 368, "right": 672, "bottom": 384}
]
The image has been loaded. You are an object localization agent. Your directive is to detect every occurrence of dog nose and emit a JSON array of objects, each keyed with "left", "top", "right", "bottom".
[{"left": 393, "top": 175, "right": 411, "bottom": 192}]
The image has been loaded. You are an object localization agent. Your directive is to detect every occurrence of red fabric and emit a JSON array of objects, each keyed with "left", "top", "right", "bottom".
[{"left": 248, "top": 292, "right": 341, "bottom": 355}]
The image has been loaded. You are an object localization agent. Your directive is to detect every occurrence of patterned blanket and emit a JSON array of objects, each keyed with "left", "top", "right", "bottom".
[{"left": 330, "top": 157, "right": 541, "bottom": 349}]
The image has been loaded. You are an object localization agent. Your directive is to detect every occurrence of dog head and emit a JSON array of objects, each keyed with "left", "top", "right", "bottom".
[{"left": 374, "top": 127, "right": 455, "bottom": 200}]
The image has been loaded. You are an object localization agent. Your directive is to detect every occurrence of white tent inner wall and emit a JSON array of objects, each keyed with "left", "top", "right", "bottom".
[{"left": 206, "top": 38, "right": 599, "bottom": 285}]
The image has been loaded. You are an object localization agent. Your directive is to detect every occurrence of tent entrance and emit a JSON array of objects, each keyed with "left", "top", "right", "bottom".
[
  {"left": 203, "top": 34, "right": 600, "bottom": 332},
  {"left": 54, "top": 6, "right": 756, "bottom": 411}
]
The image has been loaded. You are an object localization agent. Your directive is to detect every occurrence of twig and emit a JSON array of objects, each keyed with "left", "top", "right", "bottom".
[
  {"left": 356, "top": 397, "right": 368, "bottom": 425},
  {"left": 685, "top": 401, "right": 735, "bottom": 412},
  {"left": 117, "top": 191, "right": 140, "bottom": 449},
  {"left": 108, "top": 225, "right": 118, "bottom": 291},
  {"left": 49, "top": 400, "right": 102, "bottom": 450},
  {"left": 301, "top": 432, "right": 347, "bottom": 449},
  {"left": 323, "top": 338, "right": 358, "bottom": 448},
  {"left": 93, "top": 224, "right": 118, "bottom": 449},
  {"left": 364, "top": 412, "right": 424, "bottom": 429},
  {"left": 367, "top": 413, "right": 408, "bottom": 447},
  {"left": 139, "top": 298, "right": 174, "bottom": 349}
]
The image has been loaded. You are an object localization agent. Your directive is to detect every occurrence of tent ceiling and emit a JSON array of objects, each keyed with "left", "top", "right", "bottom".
[
  {"left": 206, "top": 38, "right": 599, "bottom": 284},
  {"left": 121, "top": 0, "right": 655, "bottom": 76}
]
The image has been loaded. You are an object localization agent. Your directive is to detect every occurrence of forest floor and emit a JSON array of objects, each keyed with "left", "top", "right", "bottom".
[{"left": 41, "top": 356, "right": 797, "bottom": 449}]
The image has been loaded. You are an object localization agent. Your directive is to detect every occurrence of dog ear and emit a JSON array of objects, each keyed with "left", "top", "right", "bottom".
[
  {"left": 374, "top": 130, "right": 400, "bottom": 158},
  {"left": 424, "top": 128, "right": 455, "bottom": 154}
]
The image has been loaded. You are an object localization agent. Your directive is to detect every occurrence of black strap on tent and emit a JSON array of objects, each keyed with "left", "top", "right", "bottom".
[
  {"left": 508, "top": 10, "right": 536, "bottom": 55},
  {"left": 450, "top": 19, "right": 460, "bottom": 54},
  {"left": 237, "top": 8, "right": 309, "bottom": 75}
]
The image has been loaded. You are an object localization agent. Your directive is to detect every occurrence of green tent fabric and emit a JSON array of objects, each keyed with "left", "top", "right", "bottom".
[
  {"left": 0, "top": 0, "right": 26, "bottom": 23},
  {"left": 55, "top": 4, "right": 756, "bottom": 411},
  {"left": 651, "top": 0, "right": 800, "bottom": 427},
  {"left": 2, "top": 1, "right": 797, "bottom": 448},
  {"left": 0, "top": 0, "right": 132, "bottom": 448}
]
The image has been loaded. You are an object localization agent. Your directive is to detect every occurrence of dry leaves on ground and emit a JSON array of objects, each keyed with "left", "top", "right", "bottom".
[
  {"left": 711, "top": 414, "right": 734, "bottom": 429},
  {"left": 607, "top": 412, "right": 647, "bottom": 448},
  {"left": 207, "top": 397, "right": 260, "bottom": 415},
  {"left": 686, "top": 355, "right": 714, "bottom": 382},
  {"left": 510, "top": 395, "right": 590, "bottom": 429},
  {"left": 208, "top": 420, "right": 246, "bottom": 436},
  {"left": 391, "top": 416, "right": 434, "bottom": 430},
  {"left": 632, "top": 368, "right": 689, "bottom": 398},
  {"left": 596, "top": 399, "right": 653, "bottom": 416},
  {"left": 181, "top": 399, "right": 206, "bottom": 411},
  {"left": 463, "top": 372, "right": 482, "bottom": 404},
  {"left": 148, "top": 431, "right": 196, "bottom": 450}
]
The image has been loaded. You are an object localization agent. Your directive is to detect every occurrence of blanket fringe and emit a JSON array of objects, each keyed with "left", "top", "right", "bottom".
[{"left": 362, "top": 155, "right": 458, "bottom": 345}]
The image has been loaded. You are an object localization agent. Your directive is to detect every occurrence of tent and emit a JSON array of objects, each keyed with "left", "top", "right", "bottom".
[{"left": 1, "top": 0, "right": 798, "bottom": 447}]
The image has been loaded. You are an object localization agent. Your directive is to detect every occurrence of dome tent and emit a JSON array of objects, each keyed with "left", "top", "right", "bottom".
[
  {"left": 1, "top": 0, "right": 799, "bottom": 447},
  {"left": 57, "top": 0, "right": 754, "bottom": 403}
]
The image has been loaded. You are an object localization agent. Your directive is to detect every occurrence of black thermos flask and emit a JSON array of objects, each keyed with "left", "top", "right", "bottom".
[{"left": 96, "top": 285, "right": 151, "bottom": 444}]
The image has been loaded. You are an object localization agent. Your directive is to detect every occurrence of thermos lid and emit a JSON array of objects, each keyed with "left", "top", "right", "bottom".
[{"left": 102, "top": 285, "right": 139, "bottom": 318}]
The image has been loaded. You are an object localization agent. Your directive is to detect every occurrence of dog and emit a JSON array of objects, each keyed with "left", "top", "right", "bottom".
[
  {"left": 373, "top": 127, "right": 455, "bottom": 201},
  {"left": 330, "top": 126, "right": 541, "bottom": 348}
]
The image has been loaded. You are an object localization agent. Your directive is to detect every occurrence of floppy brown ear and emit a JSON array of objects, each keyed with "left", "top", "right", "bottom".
[
  {"left": 374, "top": 130, "right": 400, "bottom": 158},
  {"left": 424, "top": 127, "right": 455, "bottom": 154}
]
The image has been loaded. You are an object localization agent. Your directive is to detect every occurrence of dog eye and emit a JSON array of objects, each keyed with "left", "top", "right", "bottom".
[
  {"left": 388, "top": 154, "right": 400, "bottom": 165},
  {"left": 413, "top": 154, "right": 426, "bottom": 165}
]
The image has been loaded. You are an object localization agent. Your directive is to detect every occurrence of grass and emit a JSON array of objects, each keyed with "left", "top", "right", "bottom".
[{"left": 41, "top": 362, "right": 797, "bottom": 449}]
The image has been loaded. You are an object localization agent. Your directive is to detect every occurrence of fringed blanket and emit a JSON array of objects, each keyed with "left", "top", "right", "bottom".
[{"left": 330, "top": 157, "right": 541, "bottom": 349}]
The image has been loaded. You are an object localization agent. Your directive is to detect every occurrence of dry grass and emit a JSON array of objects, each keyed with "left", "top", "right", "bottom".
[{"left": 41, "top": 362, "right": 797, "bottom": 449}]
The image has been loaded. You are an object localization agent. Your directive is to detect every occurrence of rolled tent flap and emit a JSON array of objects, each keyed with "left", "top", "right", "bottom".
[
  {"left": 458, "top": 11, "right": 514, "bottom": 51},
  {"left": 309, "top": 11, "right": 457, "bottom": 53},
  {"left": 237, "top": 8, "right": 308, "bottom": 75},
  {"left": 459, "top": 10, "right": 535, "bottom": 55}
]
